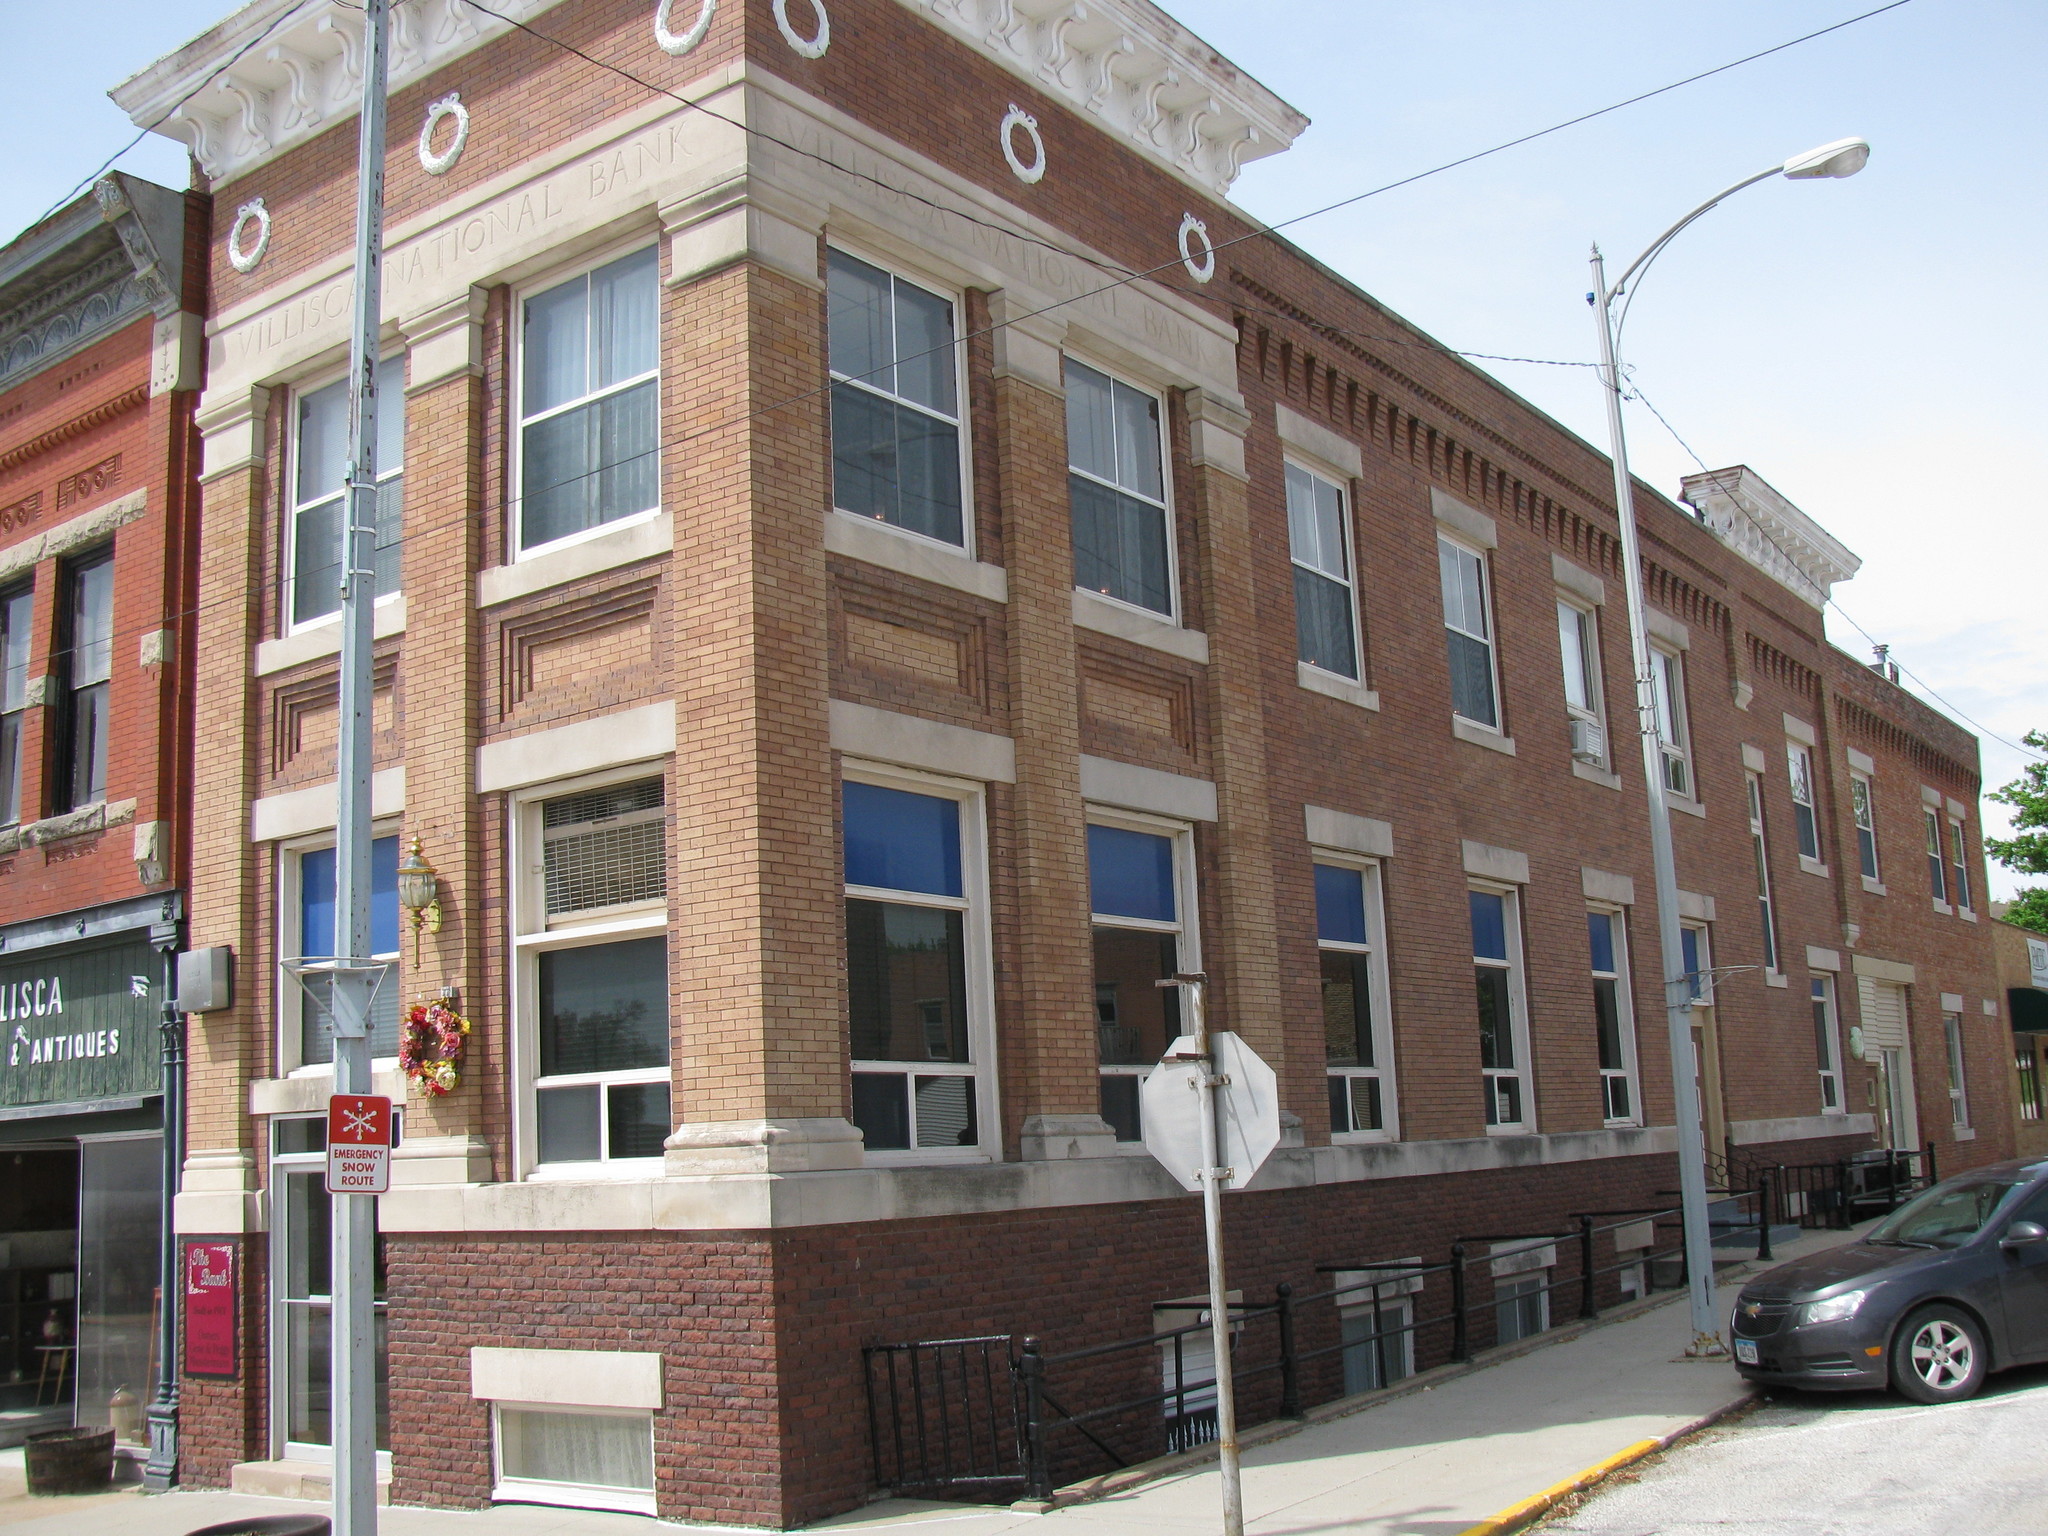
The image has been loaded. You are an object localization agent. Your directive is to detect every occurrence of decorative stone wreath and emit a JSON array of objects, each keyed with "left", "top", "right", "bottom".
[
  {"left": 1177, "top": 212, "right": 1215, "bottom": 284},
  {"left": 1000, "top": 105, "right": 1045, "bottom": 185},
  {"left": 773, "top": 0, "right": 830, "bottom": 58},
  {"left": 418, "top": 92, "right": 469, "bottom": 176},
  {"left": 227, "top": 198, "right": 271, "bottom": 275},
  {"left": 654, "top": 0, "right": 716, "bottom": 55}
]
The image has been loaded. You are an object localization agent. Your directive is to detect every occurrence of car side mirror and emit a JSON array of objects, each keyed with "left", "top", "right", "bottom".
[{"left": 2003, "top": 1220, "right": 2048, "bottom": 1247}]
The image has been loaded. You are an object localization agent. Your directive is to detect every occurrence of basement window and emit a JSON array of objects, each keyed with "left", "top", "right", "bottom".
[{"left": 493, "top": 1403, "right": 655, "bottom": 1515}]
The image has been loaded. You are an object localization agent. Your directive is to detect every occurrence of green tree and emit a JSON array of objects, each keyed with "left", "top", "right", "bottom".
[
  {"left": 2003, "top": 888, "right": 2048, "bottom": 936},
  {"left": 1988, "top": 731, "right": 2048, "bottom": 874}
]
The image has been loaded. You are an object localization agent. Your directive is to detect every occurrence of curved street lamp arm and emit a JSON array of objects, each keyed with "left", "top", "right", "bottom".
[{"left": 1600, "top": 164, "right": 1783, "bottom": 310}]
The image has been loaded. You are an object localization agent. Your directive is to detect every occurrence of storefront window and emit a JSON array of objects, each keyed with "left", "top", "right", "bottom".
[{"left": 75, "top": 1134, "right": 161, "bottom": 1446}]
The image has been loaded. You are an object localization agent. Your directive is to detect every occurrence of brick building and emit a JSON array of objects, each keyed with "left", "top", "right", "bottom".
[
  {"left": 114, "top": 0, "right": 2004, "bottom": 1522},
  {"left": 1991, "top": 912, "right": 2048, "bottom": 1157},
  {"left": 0, "top": 173, "right": 203, "bottom": 1450}
]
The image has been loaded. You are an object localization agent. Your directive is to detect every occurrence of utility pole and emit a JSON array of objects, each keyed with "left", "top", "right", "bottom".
[{"left": 332, "top": 2, "right": 391, "bottom": 1531}]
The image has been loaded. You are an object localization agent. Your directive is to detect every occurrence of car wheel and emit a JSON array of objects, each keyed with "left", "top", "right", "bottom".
[{"left": 1889, "top": 1305, "right": 1987, "bottom": 1404}]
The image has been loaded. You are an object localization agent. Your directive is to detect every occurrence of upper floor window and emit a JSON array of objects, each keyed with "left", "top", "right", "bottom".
[
  {"left": 1650, "top": 648, "right": 1691, "bottom": 799},
  {"left": 1438, "top": 536, "right": 1498, "bottom": 729},
  {"left": 1942, "top": 1011, "right": 1970, "bottom": 1127},
  {"left": 519, "top": 247, "right": 659, "bottom": 554},
  {"left": 0, "top": 585, "right": 30, "bottom": 826},
  {"left": 518, "top": 776, "right": 670, "bottom": 1169},
  {"left": 1288, "top": 464, "right": 1359, "bottom": 681},
  {"left": 843, "top": 775, "right": 990, "bottom": 1158},
  {"left": 827, "top": 251, "right": 963, "bottom": 548},
  {"left": 1588, "top": 909, "right": 1637, "bottom": 1124},
  {"left": 1925, "top": 809, "right": 1948, "bottom": 905},
  {"left": 1470, "top": 887, "right": 1530, "bottom": 1130},
  {"left": 55, "top": 551, "right": 112, "bottom": 813},
  {"left": 290, "top": 372, "right": 403, "bottom": 627},
  {"left": 290, "top": 833, "right": 400, "bottom": 1066},
  {"left": 1787, "top": 745, "right": 1822, "bottom": 864},
  {"left": 1949, "top": 818, "right": 1973, "bottom": 913},
  {"left": 1747, "top": 774, "right": 1780, "bottom": 975},
  {"left": 1315, "top": 860, "right": 1392, "bottom": 1138},
  {"left": 1067, "top": 360, "right": 1171, "bottom": 616},
  {"left": 1090, "top": 817, "right": 1193, "bottom": 1141},
  {"left": 1851, "top": 774, "right": 1880, "bottom": 882},
  {"left": 1811, "top": 975, "right": 1843, "bottom": 1112},
  {"left": 1557, "top": 600, "right": 1606, "bottom": 766}
]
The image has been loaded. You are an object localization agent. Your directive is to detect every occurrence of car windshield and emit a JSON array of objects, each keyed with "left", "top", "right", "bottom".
[{"left": 1866, "top": 1176, "right": 2026, "bottom": 1250}]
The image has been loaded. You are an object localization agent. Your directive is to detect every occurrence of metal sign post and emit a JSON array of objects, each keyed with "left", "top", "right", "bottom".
[
  {"left": 1142, "top": 975, "right": 1280, "bottom": 1536},
  {"left": 332, "top": 3, "right": 391, "bottom": 1532}
]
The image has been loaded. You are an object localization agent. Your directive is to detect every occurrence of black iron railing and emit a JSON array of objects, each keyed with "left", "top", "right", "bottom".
[{"left": 1763, "top": 1144, "right": 1936, "bottom": 1231}]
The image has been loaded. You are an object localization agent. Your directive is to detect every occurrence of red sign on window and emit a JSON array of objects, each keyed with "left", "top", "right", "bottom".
[{"left": 184, "top": 1242, "right": 237, "bottom": 1378}]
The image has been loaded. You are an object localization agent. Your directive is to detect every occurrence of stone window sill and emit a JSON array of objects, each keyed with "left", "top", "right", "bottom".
[
  {"left": 1072, "top": 589, "right": 1209, "bottom": 664},
  {"left": 1861, "top": 877, "right": 1887, "bottom": 896},
  {"left": 1667, "top": 793, "right": 1706, "bottom": 820},
  {"left": 825, "top": 510, "right": 1007, "bottom": 603},
  {"left": 1297, "top": 663, "right": 1379, "bottom": 710},
  {"left": 0, "top": 797, "right": 137, "bottom": 854},
  {"left": 1799, "top": 856, "right": 1831, "bottom": 879},
  {"left": 1571, "top": 758, "right": 1621, "bottom": 790},
  {"left": 1452, "top": 716, "right": 1516, "bottom": 756}
]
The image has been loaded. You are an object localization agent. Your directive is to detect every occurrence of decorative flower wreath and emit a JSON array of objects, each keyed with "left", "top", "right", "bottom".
[{"left": 399, "top": 1001, "right": 471, "bottom": 1097}]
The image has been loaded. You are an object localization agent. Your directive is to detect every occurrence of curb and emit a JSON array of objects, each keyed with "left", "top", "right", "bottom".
[{"left": 1450, "top": 1391, "right": 1756, "bottom": 1536}]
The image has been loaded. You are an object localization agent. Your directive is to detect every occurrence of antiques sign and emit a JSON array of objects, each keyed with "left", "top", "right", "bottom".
[{"left": 0, "top": 937, "right": 159, "bottom": 1107}]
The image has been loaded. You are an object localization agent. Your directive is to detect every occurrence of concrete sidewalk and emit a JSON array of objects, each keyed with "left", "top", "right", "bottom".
[{"left": 7, "top": 1224, "right": 1866, "bottom": 1536}]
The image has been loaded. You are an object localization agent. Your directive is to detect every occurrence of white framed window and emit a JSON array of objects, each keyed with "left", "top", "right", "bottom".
[
  {"left": 1788, "top": 744, "right": 1822, "bottom": 864},
  {"left": 1090, "top": 812, "right": 1198, "bottom": 1142},
  {"left": 827, "top": 249, "right": 967, "bottom": 549},
  {"left": 287, "top": 367, "right": 403, "bottom": 629},
  {"left": 1949, "top": 818, "right": 1973, "bottom": 914},
  {"left": 55, "top": 550, "right": 113, "bottom": 813},
  {"left": 1154, "top": 1296, "right": 1239, "bottom": 1453},
  {"left": 269, "top": 1115, "right": 390, "bottom": 1469},
  {"left": 1680, "top": 923, "right": 1714, "bottom": 1007},
  {"left": 513, "top": 772, "right": 671, "bottom": 1173},
  {"left": 1811, "top": 975, "right": 1844, "bottom": 1113},
  {"left": 493, "top": 1402, "right": 655, "bottom": 1516},
  {"left": 1495, "top": 1273, "right": 1549, "bottom": 1345},
  {"left": 1851, "top": 774, "right": 1880, "bottom": 883},
  {"left": 1314, "top": 858, "right": 1395, "bottom": 1139},
  {"left": 0, "top": 583, "right": 30, "bottom": 826},
  {"left": 279, "top": 831, "right": 402, "bottom": 1072},
  {"left": 1067, "top": 359, "right": 1173, "bottom": 617},
  {"left": 1747, "top": 774, "right": 1781, "bottom": 975},
  {"left": 1557, "top": 600, "right": 1606, "bottom": 766},
  {"left": 1288, "top": 463, "right": 1360, "bottom": 681},
  {"left": 1338, "top": 1293, "right": 1413, "bottom": 1395},
  {"left": 1470, "top": 885, "right": 1531, "bottom": 1130},
  {"left": 1588, "top": 908, "right": 1638, "bottom": 1125},
  {"left": 1943, "top": 1011, "right": 1970, "bottom": 1127},
  {"left": 1438, "top": 535, "right": 1498, "bottom": 729},
  {"left": 516, "top": 245, "right": 660, "bottom": 556},
  {"left": 1925, "top": 808, "right": 1949, "bottom": 906},
  {"left": 1650, "top": 647, "right": 1692, "bottom": 799},
  {"left": 842, "top": 768, "right": 996, "bottom": 1160}
]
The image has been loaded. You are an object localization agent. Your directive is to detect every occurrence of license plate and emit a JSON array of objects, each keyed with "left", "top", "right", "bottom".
[{"left": 1734, "top": 1339, "right": 1759, "bottom": 1365}]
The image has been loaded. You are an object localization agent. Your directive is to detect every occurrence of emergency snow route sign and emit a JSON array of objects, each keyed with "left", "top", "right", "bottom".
[{"left": 327, "top": 1093, "right": 392, "bottom": 1194}]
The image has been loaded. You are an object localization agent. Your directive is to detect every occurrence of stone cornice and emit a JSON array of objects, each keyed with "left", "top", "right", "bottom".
[
  {"left": 111, "top": 0, "right": 562, "bottom": 184},
  {"left": 900, "top": 0, "right": 1307, "bottom": 197},
  {"left": 1680, "top": 464, "right": 1861, "bottom": 610}
]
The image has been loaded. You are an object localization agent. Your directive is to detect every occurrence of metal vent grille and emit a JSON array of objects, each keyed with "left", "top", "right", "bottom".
[{"left": 543, "top": 778, "right": 666, "bottom": 916}]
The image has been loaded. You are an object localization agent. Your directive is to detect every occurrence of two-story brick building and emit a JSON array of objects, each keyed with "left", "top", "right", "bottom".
[
  {"left": 112, "top": 0, "right": 2004, "bottom": 1521},
  {"left": 0, "top": 172, "right": 202, "bottom": 1450}
]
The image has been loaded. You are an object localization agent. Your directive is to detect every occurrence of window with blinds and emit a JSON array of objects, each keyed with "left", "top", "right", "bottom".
[{"left": 542, "top": 779, "right": 667, "bottom": 918}]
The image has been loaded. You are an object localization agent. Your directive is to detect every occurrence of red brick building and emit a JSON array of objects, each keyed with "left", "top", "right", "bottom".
[
  {"left": 115, "top": 0, "right": 2002, "bottom": 1522},
  {"left": 0, "top": 172, "right": 203, "bottom": 1452}
]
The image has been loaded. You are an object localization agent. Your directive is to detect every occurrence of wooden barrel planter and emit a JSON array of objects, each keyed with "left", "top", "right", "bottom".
[
  {"left": 22, "top": 1425, "right": 114, "bottom": 1495},
  {"left": 184, "top": 1518, "right": 331, "bottom": 1536}
]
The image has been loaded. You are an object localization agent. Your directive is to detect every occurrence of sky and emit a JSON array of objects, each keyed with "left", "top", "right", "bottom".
[{"left": 3, "top": 0, "right": 2042, "bottom": 892}]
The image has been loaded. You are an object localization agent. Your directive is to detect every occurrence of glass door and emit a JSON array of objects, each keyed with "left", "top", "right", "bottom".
[{"left": 271, "top": 1118, "right": 389, "bottom": 1467}]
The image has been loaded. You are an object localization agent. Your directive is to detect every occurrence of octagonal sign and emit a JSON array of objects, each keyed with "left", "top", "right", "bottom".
[{"left": 1140, "top": 1032, "right": 1281, "bottom": 1193}]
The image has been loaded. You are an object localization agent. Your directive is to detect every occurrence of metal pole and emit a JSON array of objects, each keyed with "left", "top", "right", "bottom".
[
  {"left": 333, "top": 4, "right": 390, "bottom": 1533},
  {"left": 144, "top": 920, "right": 183, "bottom": 1490},
  {"left": 1188, "top": 977, "right": 1242, "bottom": 1536},
  {"left": 1590, "top": 245, "right": 1721, "bottom": 1356}
]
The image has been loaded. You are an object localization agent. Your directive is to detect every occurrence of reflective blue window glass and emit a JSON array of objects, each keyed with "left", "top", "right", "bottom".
[
  {"left": 1088, "top": 825, "right": 1176, "bottom": 922},
  {"left": 1469, "top": 890, "right": 1508, "bottom": 962},
  {"left": 1681, "top": 927, "right": 1704, "bottom": 1000},
  {"left": 842, "top": 782, "right": 962, "bottom": 897},
  {"left": 1588, "top": 911, "right": 1616, "bottom": 973},
  {"left": 1315, "top": 865, "right": 1367, "bottom": 945},
  {"left": 299, "top": 836, "right": 400, "bottom": 956}
]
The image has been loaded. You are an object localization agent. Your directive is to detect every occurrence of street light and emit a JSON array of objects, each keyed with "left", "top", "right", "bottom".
[{"left": 1589, "top": 137, "right": 1868, "bottom": 1356}]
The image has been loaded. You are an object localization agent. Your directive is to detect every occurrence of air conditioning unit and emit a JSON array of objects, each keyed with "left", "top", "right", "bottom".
[{"left": 1569, "top": 717, "right": 1605, "bottom": 763}]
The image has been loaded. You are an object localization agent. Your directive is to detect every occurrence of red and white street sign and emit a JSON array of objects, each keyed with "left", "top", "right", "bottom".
[{"left": 326, "top": 1093, "right": 393, "bottom": 1195}]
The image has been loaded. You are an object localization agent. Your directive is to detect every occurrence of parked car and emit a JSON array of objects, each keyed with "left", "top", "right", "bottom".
[{"left": 1730, "top": 1157, "right": 2048, "bottom": 1403}]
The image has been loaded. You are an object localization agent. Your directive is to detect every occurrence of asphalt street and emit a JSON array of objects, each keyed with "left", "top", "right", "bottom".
[{"left": 1544, "top": 1362, "right": 2048, "bottom": 1536}]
